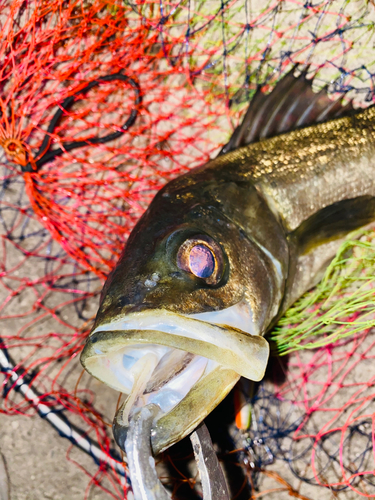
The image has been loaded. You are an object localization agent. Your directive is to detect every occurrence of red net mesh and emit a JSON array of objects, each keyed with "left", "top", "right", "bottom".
[
  {"left": 233, "top": 330, "right": 375, "bottom": 499},
  {"left": 1, "top": 0, "right": 375, "bottom": 498}
]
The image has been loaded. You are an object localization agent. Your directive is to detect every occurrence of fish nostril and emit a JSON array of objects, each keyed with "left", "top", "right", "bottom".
[
  {"left": 117, "top": 296, "right": 133, "bottom": 308},
  {"left": 90, "top": 332, "right": 100, "bottom": 344}
]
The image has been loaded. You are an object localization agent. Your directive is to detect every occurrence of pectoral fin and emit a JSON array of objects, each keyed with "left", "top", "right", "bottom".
[{"left": 290, "top": 195, "right": 375, "bottom": 254}]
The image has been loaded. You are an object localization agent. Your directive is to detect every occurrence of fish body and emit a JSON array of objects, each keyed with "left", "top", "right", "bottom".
[{"left": 81, "top": 70, "right": 375, "bottom": 454}]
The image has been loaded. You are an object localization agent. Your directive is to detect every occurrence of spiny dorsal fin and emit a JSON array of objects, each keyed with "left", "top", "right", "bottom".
[{"left": 220, "top": 67, "right": 354, "bottom": 155}]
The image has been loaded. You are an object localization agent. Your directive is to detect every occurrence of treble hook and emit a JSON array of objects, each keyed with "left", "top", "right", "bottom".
[{"left": 121, "top": 404, "right": 230, "bottom": 500}]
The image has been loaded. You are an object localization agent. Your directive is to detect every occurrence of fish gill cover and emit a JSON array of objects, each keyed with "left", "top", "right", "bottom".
[{"left": 0, "top": 0, "right": 375, "bottom": 498}]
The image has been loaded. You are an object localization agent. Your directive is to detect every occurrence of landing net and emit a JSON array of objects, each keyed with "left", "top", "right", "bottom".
[{"left": 1, "top": 0, "right": 375, "bottom": 498}]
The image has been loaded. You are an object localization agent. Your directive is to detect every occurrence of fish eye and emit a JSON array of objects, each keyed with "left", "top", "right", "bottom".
[
  {"left": 189, "top": 245, "right": 215, "bottom": 278},
  {"left": 176, "top": 235, "right": 224, "bottom": 285}
]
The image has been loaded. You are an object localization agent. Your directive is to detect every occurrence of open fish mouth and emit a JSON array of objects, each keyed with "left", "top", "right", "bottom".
[{"left": 80, "top": 308, "right": 269, "bottom": 454}]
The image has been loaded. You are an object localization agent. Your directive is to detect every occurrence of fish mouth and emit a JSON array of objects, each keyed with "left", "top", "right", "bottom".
[{"left": 80, "top": 306, "right": 269, "bottom": 454}]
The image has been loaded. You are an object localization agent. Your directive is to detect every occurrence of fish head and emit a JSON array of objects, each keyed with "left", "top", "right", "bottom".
[{"left": 81, "top": 177, "right": 285, "bottom": 454}]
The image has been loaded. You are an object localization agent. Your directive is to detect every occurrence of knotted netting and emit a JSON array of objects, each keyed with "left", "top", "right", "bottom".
[{"left": 1, "top": 0, "right": 375, "bottom": 498}]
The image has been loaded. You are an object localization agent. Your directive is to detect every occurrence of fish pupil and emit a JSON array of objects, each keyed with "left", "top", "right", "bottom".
[{"left": 189, "top": 245, "right": 215, "bottom": 278}]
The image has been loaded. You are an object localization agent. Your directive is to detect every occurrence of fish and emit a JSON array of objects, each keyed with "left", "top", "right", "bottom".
[{"left": 80, "top": 67, "right": 375, "bottom": 455}]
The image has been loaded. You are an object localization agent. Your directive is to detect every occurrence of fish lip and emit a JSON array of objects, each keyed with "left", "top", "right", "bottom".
[
  {"left": 80, "top": 309, "right": 269, "bottom": 454},
  {"left": 82, "top": 309, "right": 269, "bottom": 382}
]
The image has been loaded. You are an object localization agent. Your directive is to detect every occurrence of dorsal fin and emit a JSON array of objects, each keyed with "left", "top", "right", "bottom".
[{"left": 220, "top": 67, "right": 354, "bottom": 155}]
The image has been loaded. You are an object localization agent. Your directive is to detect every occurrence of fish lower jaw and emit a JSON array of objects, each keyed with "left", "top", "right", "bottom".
[{"left": 84, "top": 339, "right": 240, "bottom": 454}]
